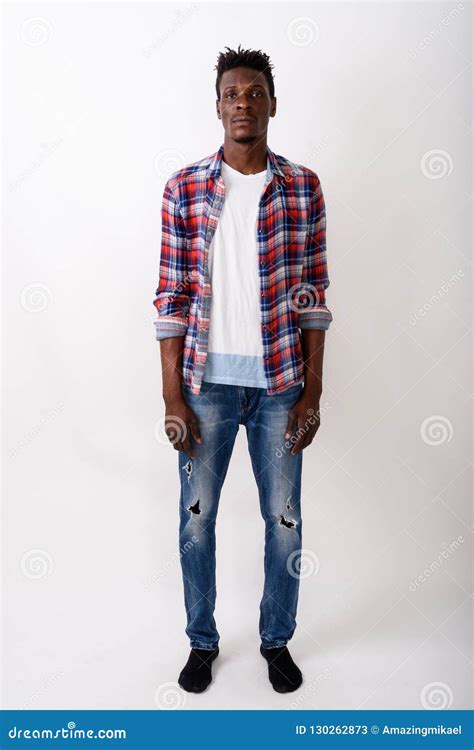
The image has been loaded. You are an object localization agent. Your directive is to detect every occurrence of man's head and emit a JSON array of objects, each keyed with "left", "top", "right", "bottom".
[{"left": 214, "top": 44, "right": 277, "bottom": 144}]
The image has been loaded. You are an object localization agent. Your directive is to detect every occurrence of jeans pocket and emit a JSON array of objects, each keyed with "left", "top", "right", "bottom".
[{"left": 281, "top": 383, "right": 303, "bottom": 398}]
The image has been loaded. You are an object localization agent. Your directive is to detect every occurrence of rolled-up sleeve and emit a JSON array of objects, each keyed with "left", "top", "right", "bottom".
[
  {"left": 153, "top": 181, "right": 190, "bottom": 340},
  {"left": 298, "top": 175, "right": 333, "bottom": 331}
]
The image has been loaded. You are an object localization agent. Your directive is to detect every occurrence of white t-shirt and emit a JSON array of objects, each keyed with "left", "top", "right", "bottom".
[{"left": 202, "top": 159, "right": 268, "bottom": 388}]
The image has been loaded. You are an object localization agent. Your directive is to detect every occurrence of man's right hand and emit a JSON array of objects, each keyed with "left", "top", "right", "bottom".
[
  {"left": 164, "top": 396, "right": 202, "bottom": 458},
  {"left": 158, "top": 336, "right": 201, "bottom": 456}
]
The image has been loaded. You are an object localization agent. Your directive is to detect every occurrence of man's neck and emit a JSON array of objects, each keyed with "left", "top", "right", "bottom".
[{"left": 222, "top": 137, "right": 268, "bottom": 175}]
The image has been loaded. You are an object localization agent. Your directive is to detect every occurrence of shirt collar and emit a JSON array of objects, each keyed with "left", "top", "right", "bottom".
[{"left": 207, "top": 143, "right": 286, "bottom": 181}]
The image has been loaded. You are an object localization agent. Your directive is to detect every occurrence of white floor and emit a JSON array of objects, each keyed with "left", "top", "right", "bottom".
[
  {"left": 4, "top": 387, "right": 472, "bottom": 711},
  {"left": 4, "top": 589, "right": 472, "bottom": 711},
  {"left": 4, "top": 451, "right": 472, "bottom": 711}
]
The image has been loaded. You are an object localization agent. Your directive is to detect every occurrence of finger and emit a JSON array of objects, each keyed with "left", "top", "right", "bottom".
[
  {"left": 291, "top": 416, "right": 311, "bottom": 454},
  {"left": 300, "top": 426, "right": 316, "bottom": 451},
  {"left": 171, "top": 438, "right": 194, "bottom": 458},
  {"left": 188, "top": 417, "right": 202, "bottom": 444},
  {"left": 300, "top": 409, "right": 322, "bottom": 451},
  {"left": 302, "top": 411, "right": 320, "bottom": 450},
  {"left": 290, "top": 420, "right": 305, "bottom": 454},
  {"left": 165, "top": 426, "right": 182, "bottom": 446},
  {"left": 285, "top": 409, "right": 296, "bottom": 440}
]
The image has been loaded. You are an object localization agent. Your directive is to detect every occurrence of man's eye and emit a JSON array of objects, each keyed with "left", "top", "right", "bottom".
[{"left": 224, "top": 91, "right": 262, "bottom": 99}]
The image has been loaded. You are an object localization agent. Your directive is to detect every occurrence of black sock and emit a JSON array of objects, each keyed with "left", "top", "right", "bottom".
[
  {"left": 260, "top": 645, "right": 303, "bottom": 693},
  {"left": 178, "top": 647, "right": 219, "bottom": 693}
]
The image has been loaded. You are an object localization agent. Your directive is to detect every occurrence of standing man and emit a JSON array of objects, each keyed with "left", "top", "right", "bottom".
[{"left": 153, "top": 44, "right": 332, "bottom": 694}]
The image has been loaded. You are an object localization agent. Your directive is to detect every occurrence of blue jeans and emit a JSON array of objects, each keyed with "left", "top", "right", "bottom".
[{"left": 178, "top": 380, "right": 304, "bottom": 650}]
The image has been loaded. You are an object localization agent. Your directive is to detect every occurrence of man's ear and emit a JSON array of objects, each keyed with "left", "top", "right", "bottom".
[
  {"left": 216, "top": 100, "right": 221, "bottom": 119},
  {"left": 270, "top": 96, "right": 277, "bottom": 118}
]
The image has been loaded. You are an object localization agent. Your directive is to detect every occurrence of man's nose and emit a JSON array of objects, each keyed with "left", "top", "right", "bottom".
[{"left": 235, "top": 93, "right": 253, "bottom": 108}]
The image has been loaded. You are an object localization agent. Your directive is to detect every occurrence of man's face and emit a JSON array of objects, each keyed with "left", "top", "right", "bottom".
[{"left": 216, "top": 66, "right": 276, "bottom": 144}]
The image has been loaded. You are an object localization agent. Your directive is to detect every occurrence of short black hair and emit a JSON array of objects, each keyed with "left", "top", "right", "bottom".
[{"left": 214, "top": 44, "right": 275, "bottom": 100}]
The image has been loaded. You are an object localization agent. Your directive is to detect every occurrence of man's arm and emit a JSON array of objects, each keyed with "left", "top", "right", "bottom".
[
  {"left": 159, "top": 336, "right": 201, "bottom": 457},
  {"left": 286, "top": 175, "right": 332, "bottom": 454},
  {"left": 160, "top": 335, "right": 185, "bottom": 402},
  {"left": 153, "top": 182, "right": 200, "bottom": 456},
  {"left": 285, "top": 329, "right": 325, "bottom": 455},
  {"left": 153, "top": 182, "right": 191, "bottom": 340},
  {"left": 301, "top": 328, "right": 325, "bottom": 401},
  {"left": 296, "top": 174, "right": 332, "bottom": 332}
]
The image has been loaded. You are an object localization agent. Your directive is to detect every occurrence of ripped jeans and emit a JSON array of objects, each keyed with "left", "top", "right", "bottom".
[{"left": 178, "top": 379, "right": 304, "bottom": 650}]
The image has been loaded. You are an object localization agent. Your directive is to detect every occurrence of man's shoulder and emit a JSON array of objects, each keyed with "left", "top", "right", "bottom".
[
  {"left": 273, "top": 150, "right": 321, "bottom": 187},
  {"left": 164, "top": 150, "right": 216, "bottom": 192},
  {"left": 163, "top": 146, "right": 322, "bottom": 195}
]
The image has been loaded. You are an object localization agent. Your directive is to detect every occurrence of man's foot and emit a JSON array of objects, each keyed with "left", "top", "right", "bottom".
[
  {"left": 178, "top": 647, "right": 219, "bottom": 693},
  {"left": 260, "top": 645, "right": 303, "bottom": 693}
]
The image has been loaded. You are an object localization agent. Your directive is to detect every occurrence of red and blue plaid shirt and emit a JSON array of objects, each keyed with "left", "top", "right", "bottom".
[{"left": 153, "top": 143, "right": 333, "bottom": 395}]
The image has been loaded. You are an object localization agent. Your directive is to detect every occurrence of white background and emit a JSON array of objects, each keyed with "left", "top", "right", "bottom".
[{"left": 2, "top": 1, "right": 472, "bottom": 710}]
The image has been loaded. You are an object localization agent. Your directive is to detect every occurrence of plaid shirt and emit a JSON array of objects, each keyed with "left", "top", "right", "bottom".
[{"left": 153, "top": 143, "right": 333, "bottom": 395}]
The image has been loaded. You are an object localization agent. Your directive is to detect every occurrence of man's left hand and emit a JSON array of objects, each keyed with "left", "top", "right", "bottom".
[{"left": 285, "top": 392, "right": 321, "bottom": 455}]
